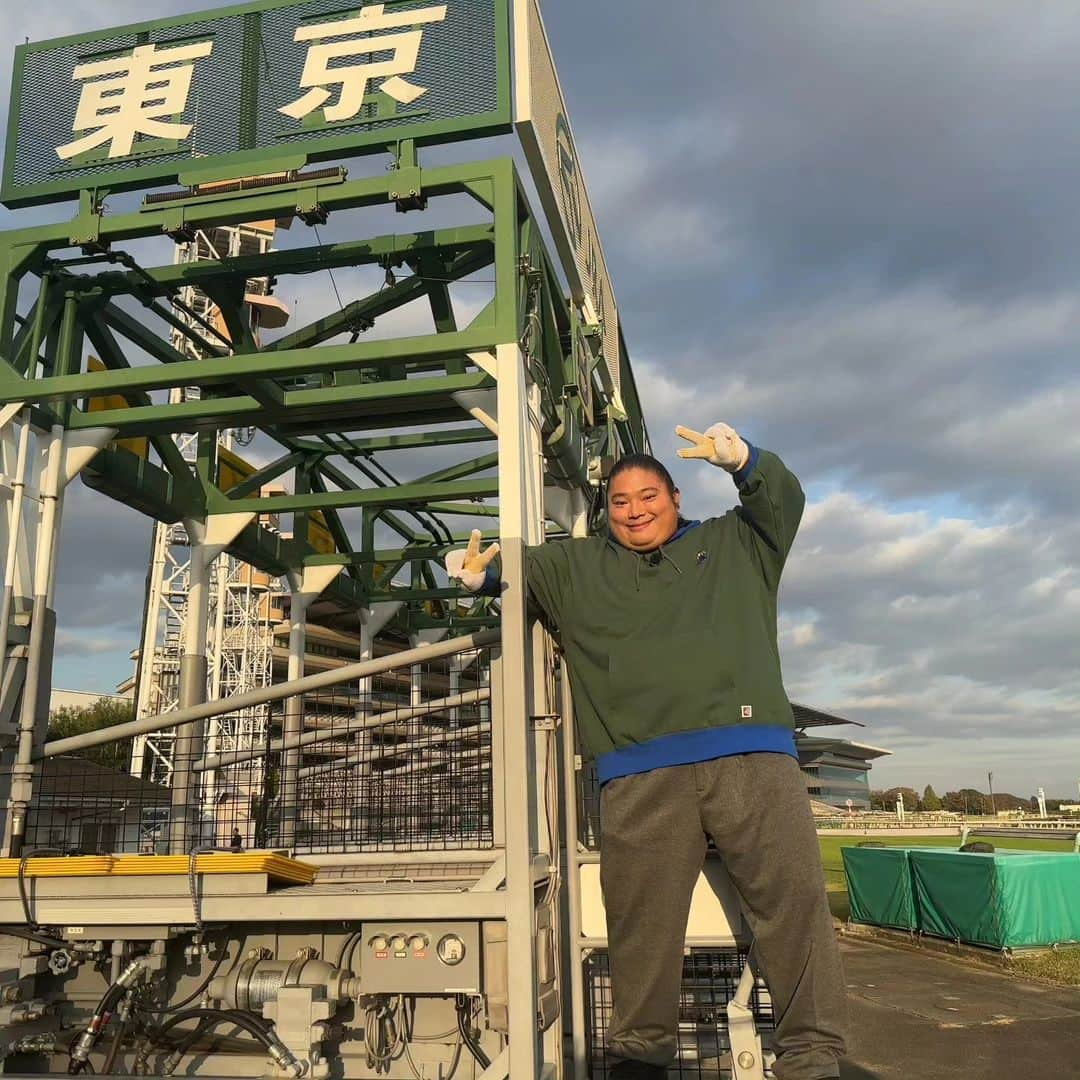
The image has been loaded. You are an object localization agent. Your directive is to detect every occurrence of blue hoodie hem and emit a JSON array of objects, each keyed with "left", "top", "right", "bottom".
[{"left": 596, "top": 724, "right": 798, "bottom": 784}]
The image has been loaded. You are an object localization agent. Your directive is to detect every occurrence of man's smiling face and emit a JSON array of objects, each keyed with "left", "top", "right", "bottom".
[{"left": 607, "top": 466, "right": 681, "bottom": 552}]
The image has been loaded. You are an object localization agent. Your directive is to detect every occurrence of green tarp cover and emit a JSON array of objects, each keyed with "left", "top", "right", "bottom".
[
  {"left": 909, "top": 849, "right": 1080, "bottom": 949},
  {"left": 841, "top": 846, "right": 918, "bottom": 930}
]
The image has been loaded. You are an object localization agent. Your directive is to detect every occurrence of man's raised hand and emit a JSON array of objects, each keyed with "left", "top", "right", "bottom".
[
  {"left": 675, "top": 423, "right": 750, "bottom": 474},
  {"left": 445, "top": 529, "right": 500, "bottom": 591}
]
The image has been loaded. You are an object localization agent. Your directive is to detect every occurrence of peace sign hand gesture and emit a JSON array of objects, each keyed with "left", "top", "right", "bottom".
[
  {"left": 675, "top": 422, "right": 750, "bottom": 474},
  {"left": 445, "top": 529, "right": 500, "bottom": 590}
]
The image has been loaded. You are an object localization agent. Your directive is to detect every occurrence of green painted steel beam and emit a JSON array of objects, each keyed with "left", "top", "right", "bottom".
[
  {"left": 217, "top": 476, "right": 499, "bottom": 515},
  {"left": 0, "top": 161, "right": 514, "bottom": 252},
  {"left": 97, "top": 301, "right": 198, "bottom": 368},
  {"left": 289, "top": 427, "right": 496, "bottom": 454},
  {"left": 425, "top": 502, "right": 502, "bottom": 517},
  {"left": 226, "top": 450, "right": 309, "bottom": 499},
  {"left": 407, "top": 615, "right": 500, "bottom": 631},
  {"left": 88, "top": 226, "right": 494, "bottom": 301},
  {"left": 81, "top": 446, "right": 180, "bottom": 523},
  {"left": 374, "top": 588, "right": 467, "bottom": 603},
  {"left": 272, "top": 407, "right": 471, "bottom": 440},
  {"left": 138, "top": 296, "right": 229, "bottom": 358},
  {"left": 0, "top": 328, "right": 498, "bottom": 404},
  {"left": 79, "top": 446, "right": 369, "bottom": 609},
  {"left": 305, "top": 546, "right": 452, "bottom": 567},
  {"left": 305, "top": 468, "right": 357, "bottom": 570},
  {"left": 267, "top": 246, "right": 494, "bottom": 354},
  {"left": 63, "top": 371, "right": 492, "bottom": 435},
  {"left": 411, "top": 451, "right": 499, "bottom": 485},
  {"left": 447, "top": 529, "right": 503, "bottom": 543}
]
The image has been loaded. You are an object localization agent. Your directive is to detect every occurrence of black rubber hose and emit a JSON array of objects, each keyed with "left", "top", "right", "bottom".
[
  {"left": 0, "top": 923, "right": 66, "bottom": 948},
  {"left": 165, "top": 1017, "right": 216, "bottom": 1071},
  {"left": 154, "top": 1015, "right": 279, "bottom": 1077},
  {"left": 101, "top": 1018, "right": 127, "bottom": 1076},
  {"left": 17, "top": 847, "right": 65, "bottom": 930},
  {"left": 149, "top": 1008, "right": 273, "bottom": 1050},
  {"left": 93, "top": 981, "right": 129, "bottom": 1021},
  {"left": 136, "top": 935, "right": 236, "bottom": 1016},
  {"left": 455, "top": 997, "right": 490, "bottom": 1071}
]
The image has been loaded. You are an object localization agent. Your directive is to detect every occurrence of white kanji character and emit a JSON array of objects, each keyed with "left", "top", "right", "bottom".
[
  {"left": 281, "top": 3, "right": 447, "bottom": 124},
  {"left": 56, "top": 40, "right": 214, "bottom": 161}
]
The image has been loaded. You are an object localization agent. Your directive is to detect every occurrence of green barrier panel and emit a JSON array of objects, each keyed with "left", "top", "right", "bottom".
[
  {"left": 997, "top": 852, "right": 1080, "bottom": 948},
  {"left": 841, "top": 846, "right": 919, "bottom": 930},
  {"left": 909, "top": 849, "right": 1006, "bottom": 947},
  {"left": 909, "top": 849, "right": 1080, "bottom": 949}
]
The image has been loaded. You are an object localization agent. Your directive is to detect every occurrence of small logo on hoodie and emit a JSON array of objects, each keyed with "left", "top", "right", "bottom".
[
  {"left": 740, "top": 705, "right": 753, "bottom": 719},
  {"left": 696, "top": 550, "right": 708, "bottom": 566}
]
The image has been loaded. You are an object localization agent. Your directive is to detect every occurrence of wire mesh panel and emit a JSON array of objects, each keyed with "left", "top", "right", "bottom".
[
  {"left": 585, "top": 949, "right": 774, "bottom": 1079},
  {"left": 4, "top": 0, "right": 510, "bottom": 207},
  {"left": 277, "top": 645, "right": 494, "bottom": 854},
  {"left": 578, "top": 757, "right": 602, "bottom": 850},
  {"left": 21, "top": 754, "right": 168, "bottom": 855},
  {"left": 21, "top": 644, "right": 493, "bottom": 856}
]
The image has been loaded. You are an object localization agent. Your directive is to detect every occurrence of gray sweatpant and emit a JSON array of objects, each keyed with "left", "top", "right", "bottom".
[{"left": 600, "top": 752, "right": 848, "bottom": 1080}]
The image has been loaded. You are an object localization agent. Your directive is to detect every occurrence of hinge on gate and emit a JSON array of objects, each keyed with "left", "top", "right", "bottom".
[{"left": 530, "top": 713, "right": 561, "bottom": 731}]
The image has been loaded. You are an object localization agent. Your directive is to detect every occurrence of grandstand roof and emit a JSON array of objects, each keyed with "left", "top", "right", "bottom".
[
  {"left": 797, "top": 735, "right": 891, "bottom": 761},
  {"left": 791, "top": 702, "right": 864, "bottom": 730}
]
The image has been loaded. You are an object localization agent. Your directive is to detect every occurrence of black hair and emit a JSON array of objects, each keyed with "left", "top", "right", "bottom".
[{"left": 606, "top": 453, "right": 677, "bottom": 497}]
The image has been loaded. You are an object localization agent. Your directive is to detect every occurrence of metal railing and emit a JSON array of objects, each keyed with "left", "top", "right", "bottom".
[{"left": 17, "top": 631, "right": 498, "bottom": 856}]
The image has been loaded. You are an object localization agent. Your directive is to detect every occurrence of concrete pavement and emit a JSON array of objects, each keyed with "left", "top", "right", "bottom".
[{"left": 838, "top": 937, "right": 1080, "bottom": 1079}]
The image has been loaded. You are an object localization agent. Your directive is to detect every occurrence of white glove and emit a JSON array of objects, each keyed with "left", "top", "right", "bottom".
[
  {"left": 445, "top": 529, "right": 500, "bottom": 591},
  {"left": 675, "top": 422, "right": 750, "bottom": 473}
]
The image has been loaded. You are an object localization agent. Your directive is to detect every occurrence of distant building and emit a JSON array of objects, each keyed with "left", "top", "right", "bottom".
[
  {"left": 25, "top": 755, "right": 168, "bottom": 853},
  {"left": 792, "top": 703, "right": 890, "bottom": 811}
]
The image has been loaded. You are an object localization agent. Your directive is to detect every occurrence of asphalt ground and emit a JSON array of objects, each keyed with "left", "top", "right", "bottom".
[{"left": 837, "top": 936, "right": 1080, "bottom": 1079}]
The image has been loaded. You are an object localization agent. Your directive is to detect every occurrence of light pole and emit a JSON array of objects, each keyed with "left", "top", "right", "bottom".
[{"left": 988, "top": 771, "right": 996, "bottom": 817}]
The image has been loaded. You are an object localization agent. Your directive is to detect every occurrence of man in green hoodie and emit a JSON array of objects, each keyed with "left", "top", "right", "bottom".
[{"left": 446, "top": 422, "right": 847, "bottom": 1080}]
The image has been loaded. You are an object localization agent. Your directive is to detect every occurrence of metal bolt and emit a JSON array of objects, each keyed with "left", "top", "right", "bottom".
[{"left": 737, "top": 1051, "right": 756, "bottom": 1069}]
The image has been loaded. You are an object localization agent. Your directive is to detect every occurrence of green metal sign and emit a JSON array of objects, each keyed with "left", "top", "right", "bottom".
[{"left": 2, "top": 0, "right": 510, "bottom": 208}]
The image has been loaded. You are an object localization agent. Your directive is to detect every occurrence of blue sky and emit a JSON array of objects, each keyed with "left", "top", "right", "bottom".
[{"left": 6, "top": 1, "right": 1080, "bottom": 799}]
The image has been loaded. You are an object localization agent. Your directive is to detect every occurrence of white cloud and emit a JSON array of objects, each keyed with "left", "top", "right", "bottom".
[
  {"left": 775, "top": 489, "right": 1080, "bottom": 793},
  {"left": 14, "top": 0, "right": 1080, "bottom": 804}
]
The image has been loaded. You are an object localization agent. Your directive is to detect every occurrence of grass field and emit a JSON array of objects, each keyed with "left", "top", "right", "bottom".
[{"left": 819, "top": 833, "right": 1080, "bottom": 986}]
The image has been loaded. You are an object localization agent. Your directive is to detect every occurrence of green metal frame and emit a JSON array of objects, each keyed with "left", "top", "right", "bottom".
[
  {"left": 2, "top": 0, "right": 513, "bottom": 208},
  {"left": 0, "top": 148, "right": 646, "bottom": 633}
]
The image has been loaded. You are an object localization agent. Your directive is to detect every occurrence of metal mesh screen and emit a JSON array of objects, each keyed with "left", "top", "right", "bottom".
[
  {"left": 585, "top": 949, "right": 775, "bottom": 1078},
  {"left": 282, "top": 647, "right": 494, "bottom": 854},
  {"left": 7, "top": 0, "right": 506, "bottom": 204},
  {"left": 578, "top": 756, "right": 602, "bottom": 850},
  {"left": 21, "top": 645, "right": 493, "bottom": 856},
  {"left": 13, "top": 15, "right": 246, "bottom": 187},
  {"left": 262, "top": 0, "right": 501, "bottom": 148}
]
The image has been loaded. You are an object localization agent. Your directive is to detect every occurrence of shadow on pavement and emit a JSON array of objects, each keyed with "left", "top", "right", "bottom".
[{"left": 840, "top": 1063, "right": 884, "bottom": 1080}]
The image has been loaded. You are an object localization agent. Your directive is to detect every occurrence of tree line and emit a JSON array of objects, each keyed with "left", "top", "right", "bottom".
[
  {"left": 868, "top": 785, "right": 1076, "bottom": 814},
  {"left": 46, "top": 698, "right": 134, "bottom": 772}
]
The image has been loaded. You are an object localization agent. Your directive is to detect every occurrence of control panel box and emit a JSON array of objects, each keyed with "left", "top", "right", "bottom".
[{"left": 359, "top": 921, "right": 481, "bottom": 995}]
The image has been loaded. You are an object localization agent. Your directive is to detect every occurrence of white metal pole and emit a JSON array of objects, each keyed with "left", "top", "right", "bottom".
[
  {"left": 496, "top": 340, "right": 545, "bottom": 1079},
  {"left": 279, "top": 578, "right": 309, "bottom": 851},
  {"left": 0, "top": 415, "right": 31, "bottom": 696},
  {"left": 169, "top": 530, "right": 210, "bottom": 853},
  {"left": 8, "top": 425, "right": 64, "bottom": 857}
]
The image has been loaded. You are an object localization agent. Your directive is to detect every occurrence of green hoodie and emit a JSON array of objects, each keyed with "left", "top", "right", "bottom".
[{"left": 523, "top": 448, "right": 805, "bottom": 783}]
